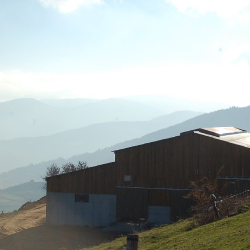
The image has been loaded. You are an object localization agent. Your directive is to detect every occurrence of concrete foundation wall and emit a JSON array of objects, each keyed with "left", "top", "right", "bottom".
[
  {"left": 47, "top": 192, "right": 116, "bottom": 227},
  {"left": 148, "top": 206, "right": 171, "bottom": 225}
]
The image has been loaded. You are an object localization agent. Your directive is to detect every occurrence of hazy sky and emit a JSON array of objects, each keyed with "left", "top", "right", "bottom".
[{"left": 1, "top": 0, "right": 250, "bottom": 106}]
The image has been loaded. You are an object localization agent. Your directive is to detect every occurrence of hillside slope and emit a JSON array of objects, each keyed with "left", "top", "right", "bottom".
[
  {"left": 85, "top": 209, "right": 250, "bottom": 250},
  {"left": 0, "top": 198, "right": 46, "bottom": 240}
]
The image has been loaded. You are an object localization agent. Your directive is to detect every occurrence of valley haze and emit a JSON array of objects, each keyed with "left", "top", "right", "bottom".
[
  {"left": 1, "top": 103, "right": 250, "bottom": 212},
  {"left": 1, "top": 0, "right": 250, "bottom": 222},
  {"left": 0, "top": 96, "right": 228, "bottom": 174}
]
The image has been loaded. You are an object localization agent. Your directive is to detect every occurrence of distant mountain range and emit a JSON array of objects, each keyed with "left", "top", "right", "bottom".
[
  {"left": 0, "top": 106, "right": 248, "bottom": 189},
  {"left": 0, "top": 110, "right": 202, "bottom": 173},
  {"left": 122, "top": 95, "right": 229, "bottom": 114},
  {"left": 0, "top": 97, "right": 228, "bottom": 141},
  {"left": 0, "top": 98, "right": 163, "bottom": 140},
  {"left": 0, "top": 96, "right": 228, "bottom": 173}
]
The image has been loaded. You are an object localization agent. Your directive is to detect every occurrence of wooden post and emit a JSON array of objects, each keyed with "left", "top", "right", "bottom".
[
  {"left": 210, "top": 194, "right": 220, "bottom": 220},
  {"left": 126, "top": 234, "right": 139, "bottom": 250},
  {"left": 213, "top": 201, "right": 220, "bottom": 220}
]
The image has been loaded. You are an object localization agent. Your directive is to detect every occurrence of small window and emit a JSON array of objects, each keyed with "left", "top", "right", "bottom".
[
  {"left": 124, "top": 175, "right": 131, "bottom": 182},
  {"left": 75, "top": 194, "right": 89, "bottom": 203}
]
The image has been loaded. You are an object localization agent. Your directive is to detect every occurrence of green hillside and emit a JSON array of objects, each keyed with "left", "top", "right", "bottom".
[{"left": 83, "top": 209, "right": 250, "bottom": 250}]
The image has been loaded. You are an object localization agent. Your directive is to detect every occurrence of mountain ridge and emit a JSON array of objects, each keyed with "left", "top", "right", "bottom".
[
  {"left": 0, "top": 106, "right": 248, "bottom": 190},
  {"left": 0, "top": 110, "right": 202, "bottom": 173}
]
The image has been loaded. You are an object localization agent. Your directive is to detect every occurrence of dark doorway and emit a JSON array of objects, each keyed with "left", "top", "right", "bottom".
[
  {"left": 170, "top": 190, "right": 194, "bottom": 222},
  {"left": 116, "top": 187, "right": 148, "bottom": 220}
]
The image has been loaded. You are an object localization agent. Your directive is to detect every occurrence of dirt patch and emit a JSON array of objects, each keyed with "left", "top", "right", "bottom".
[
  {"left": 18, "top": 196, "right": 46, "bottom": 211},
  {"left": 0, "top": 224, "right": 116, "bottom": 250}
]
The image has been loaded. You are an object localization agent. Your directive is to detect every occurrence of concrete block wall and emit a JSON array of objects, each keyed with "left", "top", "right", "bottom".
[{"left": 47, "top": 192, "right": 116, "bottom": 227}]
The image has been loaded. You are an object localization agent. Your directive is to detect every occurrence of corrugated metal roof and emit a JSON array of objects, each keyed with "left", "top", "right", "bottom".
[
  {"left": 113, "top": 127, "right": 250, "bottom": 152},
  {"left": 194, "top": 130, "right": 250, "bottom": 148},
  {"left": 183, "top": 127, "right": 250, "bottom": 148},
  {"left": 181, "top": 127, "right": 246, "bottom": 137},
  {"left": 218, "top": 133, "right": 250, "bottom": 148}
]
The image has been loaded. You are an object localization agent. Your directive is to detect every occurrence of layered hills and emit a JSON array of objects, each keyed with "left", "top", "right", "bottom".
[
  {"left": 0, "top": 96, "right": 228, "bottom": 141},
  {"left": 0, "top": 110, "right": 202, "bottom": 173},
  {"left": 0, "top": 98, "right": 162, "bottom": 140},
  {"left": 0, "top": 106, "right": 248, "bottom": 192}
]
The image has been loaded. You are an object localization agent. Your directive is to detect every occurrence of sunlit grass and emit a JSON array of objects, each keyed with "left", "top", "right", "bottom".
[{"left": 82, "top": 210, "right": 250, "bottom": 250}]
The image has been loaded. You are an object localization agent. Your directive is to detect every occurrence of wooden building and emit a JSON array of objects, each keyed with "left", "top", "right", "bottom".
[{"left": 46, "top": 127, "right": 250, "bottom": 226}]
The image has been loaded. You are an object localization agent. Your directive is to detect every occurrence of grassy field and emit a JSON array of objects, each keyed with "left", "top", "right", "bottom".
[{"left": 82, "top": 209, "right": 250, "bottom": 250}]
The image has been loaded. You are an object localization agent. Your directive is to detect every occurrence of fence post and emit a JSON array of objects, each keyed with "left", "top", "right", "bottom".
[
  {"left": 126, "top": 234, "right": 139, "bottom": 250},
  {"left": 213, "top": 201, "right": 220, "bottom": 220},
  {"left": 210, "top": 194, "right": 220, "bottom": 220}
]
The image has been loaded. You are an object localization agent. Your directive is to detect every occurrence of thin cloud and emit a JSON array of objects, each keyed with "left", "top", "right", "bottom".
[
  {"left": 166, "top": 0, "right": 250, "bottom": 21},
  {"left": 40, "top": 0, "right": 102, "bottom": 13},
  {"left": 1, "top": 62, "right": 250, "bottom": 106},
  {"left": 222, "top": 43, "right": 250, "bottom": 64}
]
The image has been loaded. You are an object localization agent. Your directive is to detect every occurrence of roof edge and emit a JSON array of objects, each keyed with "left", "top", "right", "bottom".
[{"left": 180, "top": 127, "right": 247, "bottom": 138}]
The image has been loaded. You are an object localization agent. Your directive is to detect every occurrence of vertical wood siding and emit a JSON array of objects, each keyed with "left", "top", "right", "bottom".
[
  {"left": 47, "top": 133, "right": 250, "bottom": 207},
  {"left": 47, "top": 162, "right": 117, "bottom": 194},
  {"left": 115, "top": 133, "right": 250, "bottom": 189},
  {"left": 116, "top": 187, "right": 148, "bottom": 219}
]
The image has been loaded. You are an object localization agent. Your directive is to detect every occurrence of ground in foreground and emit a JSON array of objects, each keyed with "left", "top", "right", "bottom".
[
  {"left": 0, "top": 197, "right": 115, "bottom": 250},
  {"left": 1, "top": 197, "right": 250, "bottom": 250},
  {"left": 83, "top": 208, "right": 250, "bottom": 250}
]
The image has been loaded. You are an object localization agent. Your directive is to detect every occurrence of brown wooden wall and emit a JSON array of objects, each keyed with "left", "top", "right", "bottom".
[
  {"left": 148, "top": 189, "right": 171, "bottom": 206},
  {"left": 116, "top": 187, "right": 148, "bottom": 219},
  {"left": 115, "top": 133, "right": 250, "bottom": 189},
  {"left": 47, "top": 162, "right": 117, "bottom": 194},
  {"left": 47, "top": 132, "right": 250, "bottom": 207}
]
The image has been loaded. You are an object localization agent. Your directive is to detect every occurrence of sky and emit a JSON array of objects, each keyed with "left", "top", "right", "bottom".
[{"left": 1, "top": 0, "right": 250, "bottom": 106}]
